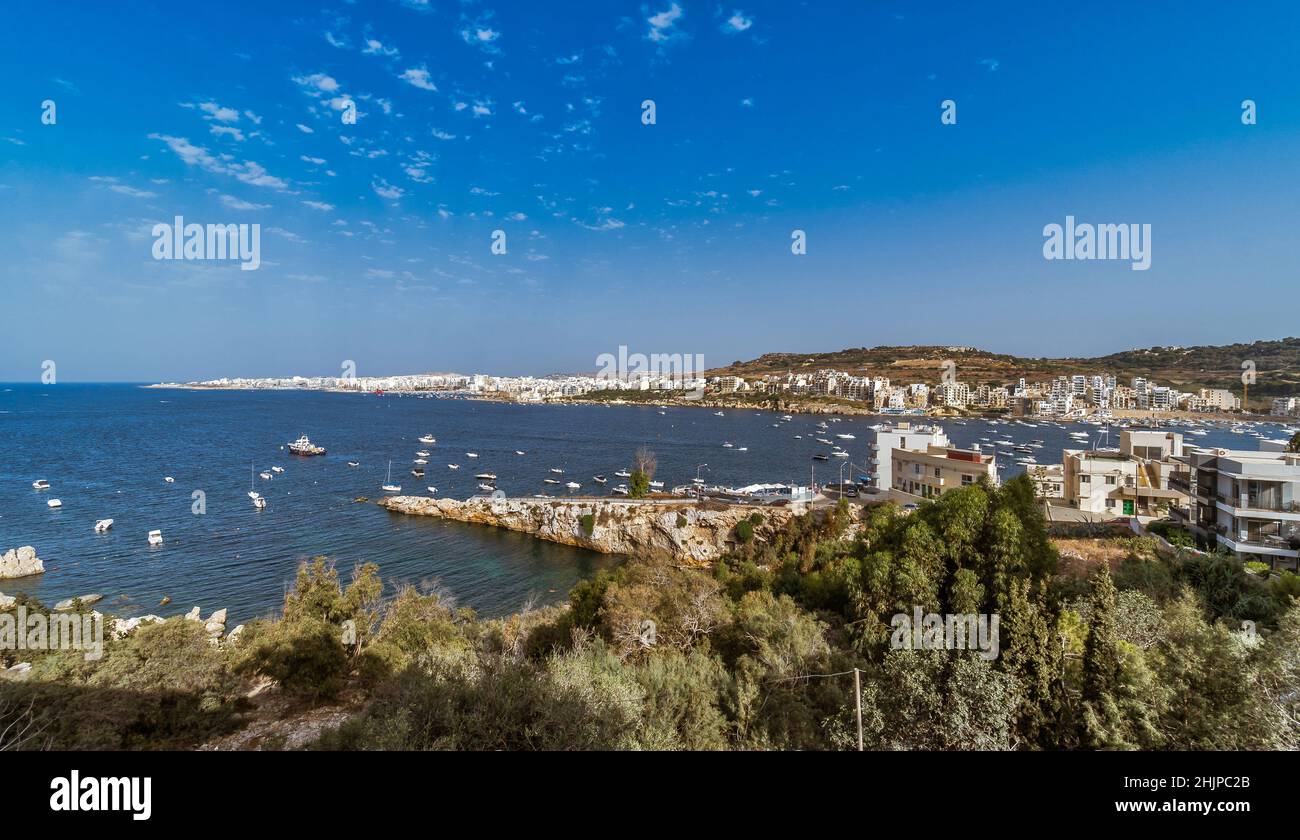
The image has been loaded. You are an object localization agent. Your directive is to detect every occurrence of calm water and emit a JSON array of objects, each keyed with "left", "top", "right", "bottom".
[{"left": 0, "top": 384, "right": 1282, "bottom": 622}]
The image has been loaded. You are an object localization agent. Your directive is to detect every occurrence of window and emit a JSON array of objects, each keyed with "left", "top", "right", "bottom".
[
  {"left": 961, "top": 474, "right": 973, "bottom": 485},
  {"left": 1080, "top": 475, "right": 1090, "bottom": 484},
  {"left": 1105, "top": 476, "right": 1116, "bottom": 486}
]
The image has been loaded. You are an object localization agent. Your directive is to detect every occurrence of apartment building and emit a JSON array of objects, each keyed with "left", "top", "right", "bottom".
[
  {"left": 1028, "top": 463, "right": 1065, "bottom": 500},
  {"left": 1271, "top": 397, "right": 1299, "bottom": 417},
  {"left": 1061, "top": 430, "right": 1188, "bottom": 516},
  {"left": 1174, "top": 444, "right": 1300, "bottom": 570},
  {"left": 870, "top": 422, "right": 949, "bottom": 490},
  {"left": 891, "top": 444, "right": 998, "bottom": 500}
]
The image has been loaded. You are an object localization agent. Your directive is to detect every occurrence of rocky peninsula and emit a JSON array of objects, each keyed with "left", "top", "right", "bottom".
[{"left": 378, "top": 495, "right": 792, "bottom": 564}]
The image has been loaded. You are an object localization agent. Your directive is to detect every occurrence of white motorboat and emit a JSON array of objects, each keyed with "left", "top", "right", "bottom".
[
  {"left": 565, "top": 482, "right": 581, "bottom": 490},
  {"left": 32, "top": 479, "right": 50, "bottom": 490},
  {"left": 614, "top": 470, "right": 631, "bottom": 478},
  {"left": 515, "top": 450, "right": 526, "bottom": 456},
  {"left": 164, "top": 476, "right": 175, "bottom": 483},
  {"left": 253, "top": 496, "right": 267, "bottom": 509},
  {"left": 448, "top": 464, "right": 460, "bottom": 470},
  {"left": 477, "top": 483, "right": 496, "bottom": 492},
  {"left": 714, "top": 411, "right": 724, "bottom": 416},
  {"left": 47, "top": 498, "right": 63, "bottom": 508},
  {"left": 649, "top": 481, "right": 664, "bottom": 489},
  {"left": 148, "top": 529, "right": 164, "bottom": 546},
  {"left": 543, "top": 478, "right": 560, "bottom": 485},
  {"left": 94, "top": 518, "right": 113, "bottom": 533},
  {"left": 474, "top": 473, "right": 497, "bottom": 480},
  {"left": 426, "top": 486, "right": 438, "bottom": 494},
  {"left": 414, "top": 458, "right": 428, "bottom": 465},
  {"left": 260, "top": 471, "right": 272, "bottom": 480},
  {"left": 271, "top": 466, "right": 284, "bottom": 473},
  {"left": 612, "top": 484, "right": 629, "bottom": 495},
  {"left": 418, "top": 435, "right": 436, "bottom": 444},
  {"left": 593, "top": 475, "right": 607, "bottom": 484},
  {"left": 347, "top": 461, "right": 360, "bottom": 467},
  {"left": 416, "top": 450, "right": 431, "bottom": 457},
  {"left": 465, "top": 452, "right": 479, "bottom": 458},
  {"left": 836, "top": 433, "right": 856, "bottom": 440},
  {"left": 549, "top": 467, "right": 564, "bottom": 474}
]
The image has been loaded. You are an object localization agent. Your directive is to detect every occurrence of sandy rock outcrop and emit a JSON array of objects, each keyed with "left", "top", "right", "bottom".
[
  {"left": 379, "top": 495, "right": 792, "bottom": 565},
  {"left": 0, "top": 547, "right": 44, "bottom": 579}
]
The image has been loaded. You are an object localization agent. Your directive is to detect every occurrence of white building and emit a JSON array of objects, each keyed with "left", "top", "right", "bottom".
[
  {"left": 1180, "top": 444, "right": 1300, "bottom": 570},
  {"left": 870, "top": 422, "right": 950, "bottom": 491}
]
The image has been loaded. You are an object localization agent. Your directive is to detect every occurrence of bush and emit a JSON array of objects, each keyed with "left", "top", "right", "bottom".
[
  {"left": 579, "top": 514, "right": 595, "bottom": 536},
  {"left": 735, "top": 520, "right": 754, "bottom": 544}
]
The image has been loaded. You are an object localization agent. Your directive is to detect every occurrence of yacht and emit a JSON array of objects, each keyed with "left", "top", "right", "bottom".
[
  {"left": 447, "top": 463, "right": 460, "bottom": 470},
  {"left": 593, "top": 475, "right": 607, "bottom": 484},
  {"left": 465, "top": 452, "right": 479, "bottom": 458},
  {"left": 812, "top": 454, "right": 829, "bottom": 461},
  {"left": 416, "top": 450, "right": 431, "bottom": 457},
  {"left": 94, "top": 519, "right": 113, "bottom": 533},
  {"left": 474, "top": 473, "right": 497, "bottom": 480},
  {"left": 836, "top": 433, "right": 856, "bottom": 440},
  {"left": 649, "top": 481, "right": 664, "bottom": 490},
  {"left": 565, "top": 481, "right": 581, "bottom": 490},
  {"left": 47, "top": 498, "right": 63, "bottom": 508},
  {"left": 515, "top": 450, "right": 526, "bottom": 456},
  {"left": 148, "top": 529, "right": 164, "bottom": 546},
  {"left": 260, "top": 471, "right": 272, "bottom": 480},
  {"left": 614, "top": 470, "right": 631, "bottom": 478},
  {"left": 381, "top": 461, "right": 401, "bottom": 493},
  {"left": 418, "top": 435, "right": 436, "bottom": 444},
  {"left": 271, "top": 466, "right": 285, "bottom": 474},
  {"left": 722, "top": 442, "right": 734, "bottom": 448},
  {"left": 32, "top": 479, "right": 50, "bottom": 490},
  {"left": 164, "top": 476, "right": 175, "bottom": 483},
  {"left": 288, "top": 435, "right": 326, "bottom": 456},
  {"left": 347, "top": 461, "right": 360, "bottom": 467},
  {"left": 414, "top": 458, "right": 428, "bottom": 465}
]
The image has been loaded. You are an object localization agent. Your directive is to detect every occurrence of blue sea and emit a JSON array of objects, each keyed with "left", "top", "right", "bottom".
[{"left": 0, "top": 384, "right": 1281, "bottom": 623}]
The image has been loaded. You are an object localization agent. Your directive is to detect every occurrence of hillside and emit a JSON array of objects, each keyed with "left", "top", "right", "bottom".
[{"left": 707, "top": 338, "right": 1300, "bottom": 399}]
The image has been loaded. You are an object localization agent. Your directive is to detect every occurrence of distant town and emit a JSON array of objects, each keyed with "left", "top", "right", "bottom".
[{"left": 154, "top": 365, "right": 1299, "bottom": 420}]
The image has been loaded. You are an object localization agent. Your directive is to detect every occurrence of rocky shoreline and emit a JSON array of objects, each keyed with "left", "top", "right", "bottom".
[{"left": 378, "top": 495, "right": 792, "bottom": 565}]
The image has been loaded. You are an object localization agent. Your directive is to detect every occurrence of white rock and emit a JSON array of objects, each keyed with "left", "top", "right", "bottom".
[
  {"left": 53, "top": 594, "right": 104, "bottom": 611},
  {"left": 208, "top": 608, "right": 228, "bottom": 625},
  {"left": 185, "top": 606, "right": 201, "bottom": 621},
  {"left": 0, "top": 546, "right": 45, "bottom": 579},
  {"left": 0, "top": 592, "right": 15, "bottom": 608}
]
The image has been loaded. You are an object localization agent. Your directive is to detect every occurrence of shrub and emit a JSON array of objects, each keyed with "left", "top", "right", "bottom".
[
  {"left": 579, "top": 514, "right": 595, "bottom": 536},
  {"left": 735, "top": 520, "right": 754, "bottom": 544}
]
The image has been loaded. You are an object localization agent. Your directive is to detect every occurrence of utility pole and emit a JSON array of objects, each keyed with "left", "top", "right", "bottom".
[{"left": 854, "top": 667, "right": 863, "bottom": 752}]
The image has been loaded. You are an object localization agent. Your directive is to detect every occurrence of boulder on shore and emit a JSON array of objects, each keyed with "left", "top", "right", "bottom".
[
  {"left": 53, "top": 594, "right": 104, "bottom": 611},
  {"left": 0, "top": 546, "right": 44, "bottom": 579}
]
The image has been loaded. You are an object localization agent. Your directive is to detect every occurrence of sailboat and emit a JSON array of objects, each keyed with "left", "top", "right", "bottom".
[
  {"left": 248, "top": 464, "right": 260, "bottom": 501},
  {"left": 382, "top": 461, "right": 402, "bottom": 493}
]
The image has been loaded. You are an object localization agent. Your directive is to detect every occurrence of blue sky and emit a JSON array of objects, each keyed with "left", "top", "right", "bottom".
[{"left": 1, "top": 0, "right": 1297, "bottom": 381}]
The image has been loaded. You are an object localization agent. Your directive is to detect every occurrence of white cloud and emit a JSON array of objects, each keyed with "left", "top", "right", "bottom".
[
  {"left": 363, "top": 38, "right": 400, "bottom": 57},
  {"left": 220, "top": 194, "right": 270, "bottom": 210},
  {"left": 371, "top": 178, "right": 405, "bottom": 200},
  {"left": 431, "top": 128, "right": 457, "bottom": 140},
  {"left": 325, "top": 31, "right": 349, "bottom": 49},
  {"left": 210, "top": 124, "right": 245, "bottom": 141},
  {"left": 196, "top": 101, "right": 240, "bottom": 123},
  {"left": 300, "top": 155, "right": 326, "bottom": 165},
  {"left": 724, "top": 11, "right": 753, "bottom": 33},
  {"left": 292, "top": 73, "right": 341, "bottom": 94},
  {"left": 399, "top": 66, "right": 437, "bottom": 91},
  {"left": 295, "top": 123, "right": 315, "bottom": 134},
  {"left": 148, "top": 134, "right": 289, "bottom": 190},
  {"left": 302, "top": 200, "right": 335, "bottom": 211},
  {"left": 647, "top": 3, "right": 684, "bottom": 43}
]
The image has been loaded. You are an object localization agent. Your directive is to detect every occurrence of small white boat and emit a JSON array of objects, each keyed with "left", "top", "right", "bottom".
[
  {"left": 474, "top": 473, "right": 497, "bottom": 480},
  {"left": 347, "top": 461, "right": 360, "bottom": 467},
  {"left": 836, "top": 434, "right": 856, "bottom": 440},
  {"left": 271, "top": 466, "right": 284, "bottom": 474},
  {"left": 148, "top": 529, "right": 163, "bottom": 546},
  {"left": 714, "top": 411, "right": 725, "bottom": 417},
  {"left": 565, "top": 482, "right": 581, "bottom": 490},
  {"left": 253, "top": 496, "right": 267, "bottom": 509},
  {"left": 593, "top": 475, "right": 607, "bottom": 484},
  {"left": 515, "top": 450, "right": 526, "bottom": 456},
  {"left": 94, "top": 518, "right": 113, "bottom": 533},
  {"left": 47, "top": 498, "right": 63, "bottom": 508},
  {"left": 543, "top": 478, "right": 560, "bottom": 485},
  {"left": 614, "top": 470, "right": 631, "bottom": 478},
  {"left": 478, "top": 483, "right": 496, "bottom": 492},
  {"left": 448, "top": 464, "right": 460, "bottom": 470},
  {"left": 164, "top": 476, "right": 175, "bottom": 483},
  {"left": 649, "top": 481, "right": 664, "bottom": 490},
  {"left": 248, "top": 490, "right": 260, "bottom": 500},
  {"left": 549, "top": 467, "right": 564, "bottom": 474},
  {"left": 466, "top": 452, "right": 479, "bottom": 458},
  {"left": 723, "top": 442, "right": 734, "bottom": 448},
  {"left": 418, "top": 435, "right": 436, "bottom": 444},
  {"left": 260, "top": 471, "right": 272, "bottom": 480},
  {"left": 32, "top": 479, "right": 50, "bottom": 490},
  {"left": 381, "top": 461, "right": 401, "bottom": 493},
  {"left": 414, "top": 458, "right": 428, "bottom": 465},
  {"left": 612, "top": 484, "right": 629, "bottom": 495},
  {"left": 737, "top": 447, "right": 748, "bottom": 452},
  {"left": 426, "top": 486, "right": 438, "bottom": 494}
]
